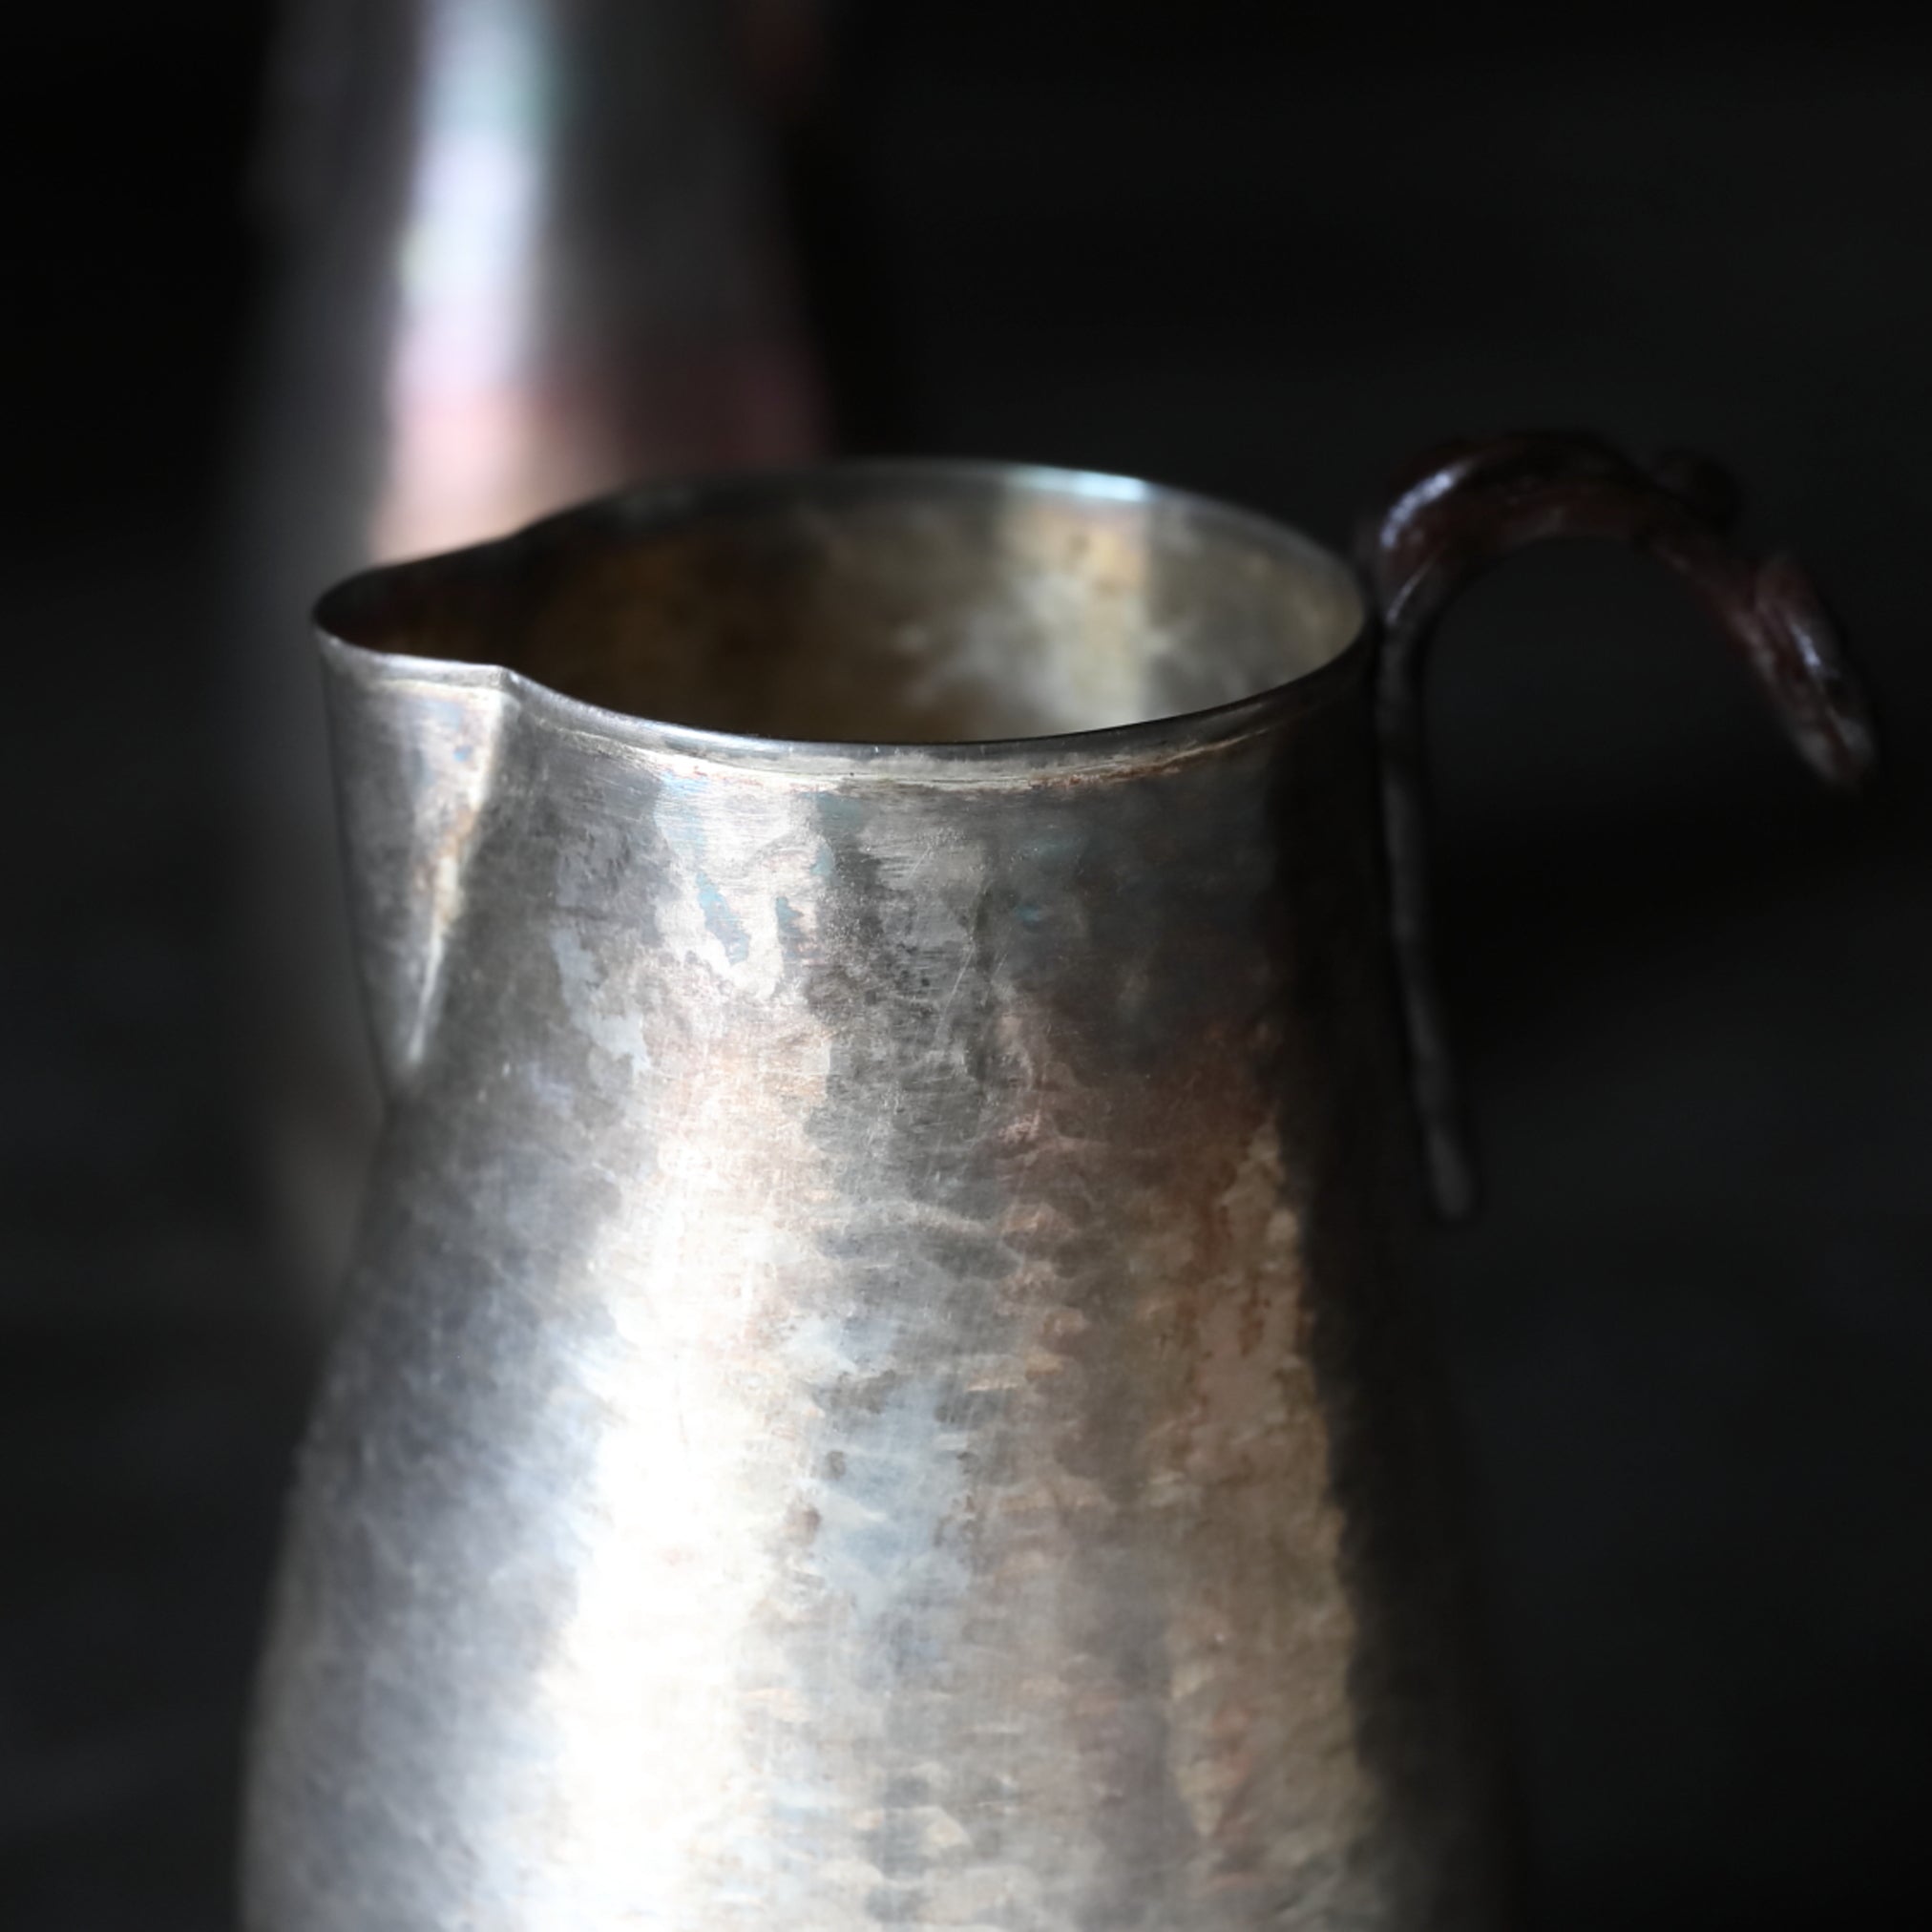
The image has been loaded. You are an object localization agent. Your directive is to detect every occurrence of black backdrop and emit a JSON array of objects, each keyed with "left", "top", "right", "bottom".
[{"left": 4, "top": 4, "right": 1929, "bottom": 1925}]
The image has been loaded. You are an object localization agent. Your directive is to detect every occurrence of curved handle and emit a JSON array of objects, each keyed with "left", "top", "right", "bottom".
[{"left": 1358, "top": 430, "right": 1876, "bottom": 1220}]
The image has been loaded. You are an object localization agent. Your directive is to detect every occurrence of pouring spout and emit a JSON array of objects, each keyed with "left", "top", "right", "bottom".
[{"left": 318, "top": 633, "right": 511, "bottom": 1097}]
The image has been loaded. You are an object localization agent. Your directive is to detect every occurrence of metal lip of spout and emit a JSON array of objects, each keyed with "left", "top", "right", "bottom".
[{"left": 311, "top": 458, "right": 1372, "bottom": 786}]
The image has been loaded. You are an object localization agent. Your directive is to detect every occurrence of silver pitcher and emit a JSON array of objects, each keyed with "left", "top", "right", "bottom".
[{"left": 242, "top": 438, "right": 1871, "bottom": 1930}]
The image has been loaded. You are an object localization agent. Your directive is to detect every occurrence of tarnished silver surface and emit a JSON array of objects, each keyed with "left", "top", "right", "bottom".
[{"left": 243, "top": 463, "right": 1510, "bottom": 1928}]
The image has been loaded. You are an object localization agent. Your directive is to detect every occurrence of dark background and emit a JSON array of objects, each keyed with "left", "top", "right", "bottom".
[{"left": 4, "top": 3, "right": 1929, "bottom": 1926}]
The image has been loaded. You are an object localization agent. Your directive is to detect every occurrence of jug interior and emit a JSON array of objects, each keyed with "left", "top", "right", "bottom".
[{"left": 320, "top": 468, "right": 1364, "bottom": 744}]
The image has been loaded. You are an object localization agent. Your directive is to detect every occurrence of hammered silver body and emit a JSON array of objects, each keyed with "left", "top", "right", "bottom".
[{"left": 242, "top": 466, "right": 1509, "bottom": 1930}]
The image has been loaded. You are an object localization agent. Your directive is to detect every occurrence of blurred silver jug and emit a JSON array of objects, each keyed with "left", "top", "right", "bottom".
[
  {"left": 242, "top": 438, "right": 1870, "bottom": 1930},
  {"left": 226, "top": 0, "right": 825, "bottom": 1320}
]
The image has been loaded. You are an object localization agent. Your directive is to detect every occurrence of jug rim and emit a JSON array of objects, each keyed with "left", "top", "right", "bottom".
[{"left": 314, "top": 459, "right": 1373, "bottom": 784}]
